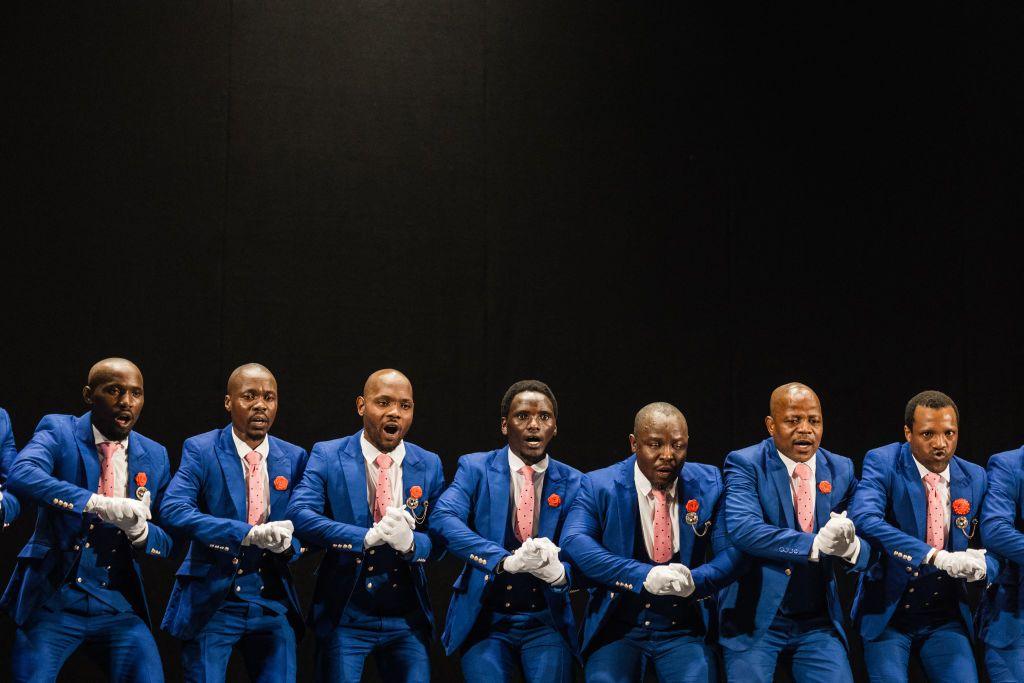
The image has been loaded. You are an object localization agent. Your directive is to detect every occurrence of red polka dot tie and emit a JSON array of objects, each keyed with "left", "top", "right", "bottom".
[
  {"left": 793, "top": 463, "right": 813, "bottom": 533},
  {"left": 97, "top": 442, "right": 118, "bottom": 497},
  {"left": 374, "top": 453, "right": 394, "bottom": 523},
  {"left": 651, "top": 489, "right": 672, "bottom": 563},
  {"left": 244, "top": 451, "right": 265, "bottom": 525},
  {"left": 515, "top": 465, "right": 535, "bottom": 542},
  {"left": 924, "top": 472, "right": 945, "bottom": 550}
]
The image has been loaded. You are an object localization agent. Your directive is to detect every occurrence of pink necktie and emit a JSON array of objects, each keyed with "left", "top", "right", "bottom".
[
  {"left": 793, "top": 463, "right": 814, "bottom": 533},
  {"left": 244, "top": 451, "right": 265, "bottom": 525},
  {"left": 924, "top": 472, "right": 945, "bottom": 550},
  {"left": 515, "top": 465, "right": 536, "bottom": 542},
  {"left": 373, "top": 453, "right": 394, "bottom": 523},
  {"left": 97, "top": 441, "right": 119, "bottom": 497},
  {"left": 651, "top": 489, "right": 673, "bottom": 563}
]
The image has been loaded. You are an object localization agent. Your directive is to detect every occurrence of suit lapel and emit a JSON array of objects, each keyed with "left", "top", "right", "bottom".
[
  {"left": 537, "top": 460, "right": 564, "bottom": 540},
  {"left": 898, "top": 443, "right": 927, "bottom": 540},
  {"left": 401, "top": 448, "right": 426, "bottom": 524},
  {"left": 126, "top": 434, "right": 151, "bottom": 501},
  {"left": 677, "top": 467, "right": 698, "bottom": 563},
  {"left": 948, "top": 457, "right": 972, "bottom": 552},
  {"left": 75, "top": 413, "right": 100, "bottom": 494},
  {"left": 487, "top": 447, "right": 511, "bottom": 542},
  {"left": 342, "top": 434, "right": 370, "bottom": 527},
  {"left": 765, "top": 444, "right": 797, "bottom": 530},
  {"left": 814, "top": 452, "right": 833, "bottom": 532},
  {"left": 215, "top": 426, "right": 248, "bottom": 522},
  {"left": 613, "top": 457, "right": 639, "bottom": 558},
  {"left": 266, "top": 438, "right": 290, "bottom": 522}
]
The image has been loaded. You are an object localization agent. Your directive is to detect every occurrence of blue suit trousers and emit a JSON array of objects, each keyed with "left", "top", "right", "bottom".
[
  {"left": 986, "top": 635, "right": 1024, "bottom": 683},
  {"left": 460, "top": 611, "right": 573, "bottom": 683},
  {"left": 584, "top": 621, "right": 716, "bottom": 683},
  {"left": 11, "top": 588, "right": 163, "bottom": 683},
  {"left": 863, "top": 618, "right": 977, "bottom": 683},
  {"left": 181, "top": 600, "right": 296, "bottom": 683},
  {"left": 316, "top": 612, "right": 431, "bottom": 683},
  {"left": 723, "top": 615, "right": 852, "bottom": 683}
]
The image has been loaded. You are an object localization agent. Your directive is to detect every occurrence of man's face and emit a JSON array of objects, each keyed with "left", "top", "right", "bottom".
[
  {"left": 357, "top": 375, "right": 414, "bottom": 453},
  {"left": 905, "top": 405, "right": 958, "bottom": 474},
  {"left": 766, "top": 390, "right": 823, "bottom": 463},
  {"left": 225, "top": 370, "right": 278, "bottom": 446},
  {"left": 501, "top": 391, "right": 557, "bottom": 464},
  {"left": 84, "top": 366, "right": 145, "bottom": 441},
  {"left": 631, "top": 413, "right": 688, "bottom": 491}
]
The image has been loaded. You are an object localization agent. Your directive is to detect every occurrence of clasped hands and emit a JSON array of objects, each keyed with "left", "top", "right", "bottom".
[
  {"left": 643, "top": 564, "right": 695, "bottom": 597},
  {"left": 364, "top": 506, "right": 416, "bottom": 554},
  {"left": 812, "top": 511, "right": 860, "bottom": 561},
  {"left": 502, "top": 537, "right": 566, "bottom": 585},
  {"left": 86, "top": 492, "right": 151, "bottom": 542},
  {"left": 932, "top": 548, "right": 987, "bottom": 582},
  {"left": 244, "top": 520, "right": 295, "bottom": 554}
]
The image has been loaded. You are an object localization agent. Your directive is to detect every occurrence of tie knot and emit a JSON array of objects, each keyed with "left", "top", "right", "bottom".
[
  {"left": 375, "top": 453, "right": 393, "bottom": 469},
  {"left": 924, "top": 472, "right": 943, "bottom": 488},
  {"left": 651, "top": 488, "right": 668, "bottom": 504},
  {"left": 794, "top": 463, "right": 812, "bottom": 481},
  {"left": 244, "top": 451, "right": 261, "bottom": 468},
  {"left": 97, "top": 441, "right": 118, "bottom": 459},
  {"left": 519, "top": 465, "right": 534, "bottom": 479}
]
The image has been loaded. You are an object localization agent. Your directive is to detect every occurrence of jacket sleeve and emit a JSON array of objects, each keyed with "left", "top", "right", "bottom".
[
  {"left": 0, "top": 410, "right": 21, "bottom": 526},
  {"left": 833, "top": 462, "right": 870, "bottom": 572},
  {"left": 159, "top": 441, "right": 252, "bottom": 555},
  {"left": 8, "top": 415, "right": 95, "bottom": 514},
  {"left": 970, "top": 467, "right": 1002, "bottom": 581},
  {"left": 723, "top": 451, "right": 815, "bottom": 563},
  {"left": 286, "top": 444, "right": 368, "bottom": 553},
  {"left": 691, "top": 471, "right": 748, "bottom": 598},
  {"left": 407, "top": 456, "right": 447, "bottom": 564},
  {"left": 429, "top": 457, "right": 510, "bottom": 573},
  {"left": 560, "top": 476, "right": 650, "bottom": 595}
]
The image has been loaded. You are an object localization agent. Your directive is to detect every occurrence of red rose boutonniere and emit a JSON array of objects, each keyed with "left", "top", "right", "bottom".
[
  {"left": 547, "top": 493, "right": 562, "bottom": 508},
  {"left": 685, "top": 499, "right": 700, "bottom": 513},
  {"left": 135, "top": 472, "right": 147, "bottom": 487},
  {"left": 818, "top": 481, "right": 832, "bottom": 494},
  {"left": 952, "top": 498, "right": 971, "bottom": 516},
  {"left": 273, "top": 476, "right": 288, "bottom": 491}
]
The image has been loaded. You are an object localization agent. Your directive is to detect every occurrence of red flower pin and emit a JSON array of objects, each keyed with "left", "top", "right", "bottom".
[
  {"left": 135, "top": 472, "right": 147, "bottom": 487},
  {"left": 685, "top": 499, "right": 700, "bottom": 513},
  {"left": 952, "top": 498, "right": 970, "bottom": 516},
  {"left": 818, "top": 481, "right": 832, "bottom": 494},
  {"left": 409, "top": 486, "right": 423, "bottom": 500},
  {"left": 273, "top": 476, "right": 288, "bottom": 491},
  {"left": 547, "top": 493, "right": 562, "bottom": 508}
]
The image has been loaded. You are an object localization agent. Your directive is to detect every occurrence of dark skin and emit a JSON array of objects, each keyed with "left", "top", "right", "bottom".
[
  {"left": 224, "top": 364, "right": 278, "bottom": 450},
  {"left": 630, "top": 406, "right": 689, "bottom": 492},
  {"left": 501, "top": 391, "right": 557, "bottom": 466},
  {"left": 766, "top": 383, "right": 823, "bottom": 463},
  {"left": 82, "top": 358, "right": 144, "bottom": 441},
  {"left": 905, "top": 405, "right": 959, "bottom": 474},
  {"left": 357, "top": 369, "right": 414, "bottom": 454}
]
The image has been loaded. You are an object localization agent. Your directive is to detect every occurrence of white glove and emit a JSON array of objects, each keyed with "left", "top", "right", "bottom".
[
  {"left": 502, "top": 541, "right": 546, "bottom": 574},
  {"left": 964, "top": 548, "right": 988, "bottom": 582},
  {"left": 643, "top": 563, "right": 695, "bottom": 597},
  {"left": 812, "top": 511, "right": 858, "bottom": 559},
  {"left": 932, "top": 549, "right": 982, "bottom": 579},
  {"left": 364, "top": 523, "right": 387, "bottom": 549},
  {"left": 245, "top": 521, "right": 291, "bottom": 552},
  {"left": 384, "top": 506, "right": 416, "bottom": 530},
  {"left": 85, "top": 494, "right": 151, "bottom": 527},
  {"left": 524, "top": 537, "right": 566, "bottom": 585},
  {"left": 264, "top": 520, "right": 294, "bottom": 554},
  {"left": 379, "top": 507, "right": 415, "bottom": 554},
  {"left": 124, "top": 491, "right": 151, "bottom": 543}
]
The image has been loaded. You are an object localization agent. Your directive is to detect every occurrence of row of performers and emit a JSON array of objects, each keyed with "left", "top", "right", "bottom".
[{"left": 0, "top": 359, "right": 1020, "bottom": 682}]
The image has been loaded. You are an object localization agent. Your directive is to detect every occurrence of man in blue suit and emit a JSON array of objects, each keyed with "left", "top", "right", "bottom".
[
  {"left": 161, "top": 363, "right": 308, "bottom": 682},
  {"left": 720, "top": 382, "right": 867, "bottom": 683},
  {"left": 979, "top": 442, "right": 1024, "bottom": 681},
  {"left": 0, "top": 407, "right": 22, "bottom": 528},
  {"left": 1, "top": 358, "right": 173, "bottom": 683},
  {"left": 288, "top": 368, "right": 446, "bottom": 682},
  {"left": 850, "top": 390, "right": 995, "bottom": 683},
  {"left": 432, "top": 379, "right": 583, "bottom": 682},
  {"left": 561, "top": 401, "right": 743, "bottom": 683}
]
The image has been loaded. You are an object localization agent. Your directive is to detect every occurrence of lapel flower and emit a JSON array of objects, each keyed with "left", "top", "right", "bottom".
[
  {"left": 409, "top": 485, "right": 423, "bottom": 500},
  {"left": 547, "top": 493, "right": 562, "bottom": 508},
  {"left": 818, "top": 481, "right": 832, "bottom": 494},
  {"left": 952, "top": 498, "right": 970, "bottom": 516},
  {"left": 135, "top": 472, "right": 147, "bottom": 487},
  {"left": 685, "top": 499, "right": 700, "bottom": 513},
  {"left": 273, "top": 476, "right": 288, "bottom": 491}
]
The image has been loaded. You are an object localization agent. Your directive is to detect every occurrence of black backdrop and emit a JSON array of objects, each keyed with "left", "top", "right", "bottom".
[{"left": 3, "top": 3, "right": 1024, "bottom": 681}]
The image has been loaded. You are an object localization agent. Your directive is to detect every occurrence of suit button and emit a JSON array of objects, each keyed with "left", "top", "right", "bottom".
[
  {"left": 355, "top": 558, "right": 362, "bottom": 564},
  {"left": 100, "top": 582, "right": 106, "bottom": 587},
  {"left": 236, "top": 586, "right": 241, "bottom": 592},
  {"left": 609, "top": 592, "right": 616, "bottom": 599},
  {"left": 367, "top": 583, "right": 373, "bottom": 590},
  {"left": 531, "top": 604, "right": 537, "bottom": 609},
  {"left": 903, "top": 604, "right": 910, "bottom": 609},
  {"left": 393, "top": 584, "right": 399, "bottom": 589},
  {"left": 260, "top": 586, "right": 264, "bottom": 591},
  {"left": 237, "top": 569, "right": 243, "bottom": 575},
  {"left": 76, "top": 577, "right": 82, "bottom": 583},
  {"left": 645, "top": 603, "right": 651, "bottom": 608},
  {"left": 73, "top": 545, "right": 80, "bottom": 551},
  {"left": 484, "top": 575, "right": 489, "bottom": 582},
  {"left": 506, "top": 585, "right": 512, "bottom": 591},
  {"left": 908, "top": 588, "right": 915, "bottom": 593},
  {"left": 914, "top": 572, "right": 920, "bottom": 578},
  {"left": 232, "top": 558, "right": 239, "bottom": 565},
  {"left": 369, "top": 549, "right": 375, "bottom": 555},
  {"left": 644, "top": 620, "right": 651, "bottom": 627},
  {"left": 505, "top": 602, "right": 511, "bottom": 608},
  {"left": 368, "top": 566, "right": 374, "bottom": 571},
  {"left": 906, "top": 567, "right": 912, "bottom": 573},
  {"left": 84, "top": 543, "right": 90, "bottom": 548},
  {"left": 532, "top": 588, "right": 538, "bottom": 593},
  {"left": 89, "top": 524, "right": 95, "bottom": 530},
  {"left": 785, "top": 569, "right": 792, "bottom": 576}
]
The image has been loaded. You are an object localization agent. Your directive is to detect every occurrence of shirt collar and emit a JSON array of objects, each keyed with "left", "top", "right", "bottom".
[
  {"left": 633, "top": 462, "right": 678, "bottom": 499},
  {"left": 777, "top": 449, "right": 817, "bottom": 479},
  {"left": 92, "top": 425, "right": 128, "bottom": 451},
  {"left": 231, "top": 429, "right": 269, "bottom": 460},
  {"left": 508, "top": 448, "right": 549, "bottom": 475},
  {"left": 360, "top": 432, "right": 405, "bottom": 466},
  {"left": 912, "top": 454, "right": 950, "bottom": 484}
]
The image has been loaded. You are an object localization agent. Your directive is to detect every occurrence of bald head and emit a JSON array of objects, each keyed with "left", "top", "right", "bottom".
[
  {"left": 87, "top": 357, "right": 142, "bottom": 387},
  {"left": 227, "top": 363, "right": 276, "bottom": 394},
  {"left": 766, "top": 382, "right": 823, "bottom": 463},
  {"left": 633, "top": 402, "right": 687, "bottom": 437},
  {"left": 364, "top": 368, "right": 411, "bottom": 397},
  {"left": 769, "top": 383, "right": 820, "bottom": 419},
  {"left": 630, "top": 402, "right": 689, "bottom": 491},
  {"left": 224, "top": 363, "right": 278, "bottom": 448},
  {"left": 83, "top": 358, "right": 144, "bottom": 441},
  {"left": 358, "top": 369, "right": 414, "bottom": 453}
]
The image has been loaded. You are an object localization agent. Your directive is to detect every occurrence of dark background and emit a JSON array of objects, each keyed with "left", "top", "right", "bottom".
[{"left": 3, "top": 2, "right": 1023, "bottom": 681}]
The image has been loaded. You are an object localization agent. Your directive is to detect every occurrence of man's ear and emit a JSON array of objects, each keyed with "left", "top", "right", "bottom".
[
  {"left": 82, "top": 385, "right": 93, "bottom": 406},
  {"left": 628, "top": 433, "right": 638, "bottom": 454},
  {"left": 356, "top": 396, "right": 366, "bottom": 417},
  {"left": 500, "top": 417, "right": 508, "bottom": 436},
  {"left": 224, "top": 395, "right": 231, "bottom": 413},
  {"left": 764, "top": 415, "right": 776, "bottom": 437},
  {"left": 904, "top": 425, "right": 912, "bottom": 442}
]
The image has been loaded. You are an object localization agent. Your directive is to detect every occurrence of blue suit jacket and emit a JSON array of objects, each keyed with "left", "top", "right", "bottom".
[
  {"left": 0, "top": 408, "right": 21, "bottom": 527},
  {"left": 160, "top": 425, "right": 309, "bottom": 640},
  {"left": 976, "top": 446, "right": 1024, "bottom": 648},
  {"left": 0, "top": 413, "right": 173, "bottom": 627},
  {"left": 561, "top": 455, "right": 744, "bottom": 657},
  {"left": 287, "top": 430, "right": 445, "bottom": 639},
  {"left": 719, "top": 438, "right": 868, "bottom": 651},
  {"left": 849, "top": 441, "right": 998, "bottom": 642},
  {"left": 431, "top": 446, "right": 583, "bottom": 655}
]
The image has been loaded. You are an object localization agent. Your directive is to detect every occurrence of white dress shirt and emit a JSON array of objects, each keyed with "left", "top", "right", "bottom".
[
  {"left": 361, "top": 433, "right": 406, "bottom": 513},
  {"left": 508, "top": 449, "right": 548, "bottom": 535},
  {"left": 776, "top": 449, "right": 860, "bottom": 564},
  {"left": 913, "top": 457, "right": 951, "bottom": 562},
  {"left": 634, "top": 463, "right": 681, "bottom": 558},
  {"left": 231, "top": 429, "right": 271, "bottom": 523},
  {"left": 93, "top": 426, "right": 147, "bottom": 545}
]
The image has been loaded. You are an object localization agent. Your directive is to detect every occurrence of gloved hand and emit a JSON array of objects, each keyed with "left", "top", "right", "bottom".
[
  {"left": 85, "top": 494, "right": 151, "bottom": 527},
  {"left": 384, "top": 506, "right": 416, "bottom": 530},
  {"left": 364, "top": 523, "right": 387, "bottom": 549},
  {"left": 124, "top": 491, "right": 151, "bottom": 543},
  {"left": 264, "top": 520, "right": 294, "bottom": 554},
  {"left": 643, "top": 563, "right": 695, "bottom": 597},
  {"left": 524, "top": 537, "right": 566, "bottom": 585},
  {"left": 964, "top": 548, "right": 988, "bottom": 582},
  {"left": 502, "top": 541, "right": 546, "bottom": 574},
  {"left": 812, "top": 511, "right": 859, "bottom": 559},
  {"left": 379, "top": 507, "right": 415, "bottom": 553},
  {"left": 245, "top": 521, "right": 291, "bottom": 552},
  {"left": 932, "top": 549, "right": 982, "bottom": 579}
]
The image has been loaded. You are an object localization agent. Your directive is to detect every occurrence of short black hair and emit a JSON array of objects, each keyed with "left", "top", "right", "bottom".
[
  {"left": 905, "top": 390, "right": 959, "bottom": 428},
  {"left": 500, "top": 380, "right": 558, "bottom": 418}
]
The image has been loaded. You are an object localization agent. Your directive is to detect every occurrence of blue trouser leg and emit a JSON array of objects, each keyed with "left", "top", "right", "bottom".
[
  {"left": 318, "top": 613, "right": 430, "bottom": 683},
  {"left": 183, "top": 602, "right": 296, "bottom": 683},
  {"left": 585, "top": 622, "right": 715, "bottom": 683},
  {"left": 786, "top": 623, "right": 853, "bottom": 683},
  {"left": 460, "top": 612, "right": 573, "bottom": 683},
  {"left": 648, "top": 630, "right": 717, "bottom": 683},
  {"left": 724, "top": 616, "right": 851, "bottom": 683},
  {"left": 986, "top": 636, "right": 1024, "bottom": 683},
  {"left": 864, "top": 620, "right": 977, "bottom": 683},
  {"left": 372, "top": 627, "right": 430, "bottom": 682},
  {"left": 584, "top": 632, "right": 645, "bottom": 683}
]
